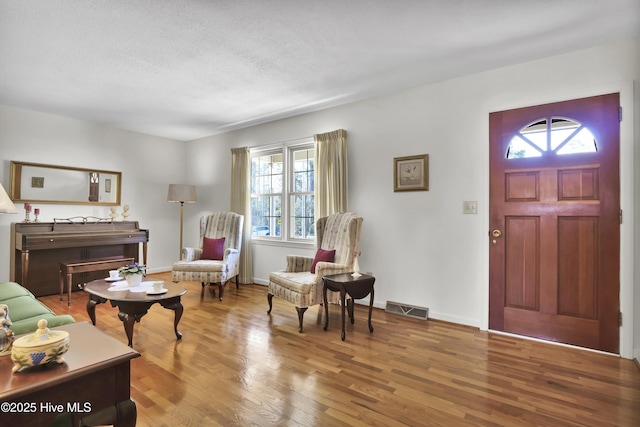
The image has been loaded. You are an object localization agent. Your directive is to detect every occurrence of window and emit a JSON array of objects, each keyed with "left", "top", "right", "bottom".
[
  {"left": 251, "top": 151, "right": 282, "bottom": 237},
  {"left": 251, "top": 142, "right": 315, "bottom": 241},
  {"left": 506, "top": 117, "right": 597, "bottom": 159}
]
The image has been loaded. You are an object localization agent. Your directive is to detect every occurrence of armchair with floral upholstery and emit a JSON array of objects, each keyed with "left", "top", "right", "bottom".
[
  {"left": 267, "top": 212, "right": 363, "bottom": 332},
  {"left": 172, "top": 211, "right": 243, "bottom": 301}
]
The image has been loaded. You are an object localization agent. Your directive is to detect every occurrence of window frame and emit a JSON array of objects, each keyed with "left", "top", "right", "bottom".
[
  {"left": 506, "top": 116, "right": 597, "bottom": 159},
  {"left": 250, "top": 140, "right": 315, "bottom": 245}
]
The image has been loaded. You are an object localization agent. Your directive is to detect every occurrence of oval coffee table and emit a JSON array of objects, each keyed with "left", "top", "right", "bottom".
[{"left": 84, "top": 278, "right": 187, "bottom": 347}]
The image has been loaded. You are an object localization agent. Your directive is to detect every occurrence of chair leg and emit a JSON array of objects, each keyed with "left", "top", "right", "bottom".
[
  {"left": 235, "top": 274, "right": 239, "bottom": 289},
  {"left": 265, "top": 294, "right": 306, "bottom": 333},
  {"left": 201, "top": 283, "right": 217, "bottom": 299},
  {"left": 218, "top": 283, "right": 224, "bottom": 301},
  {"left": 296, "top": 307, "right": 307, "bottom": 333},
  {"left": 267, "top": 293, "right": 274, "bottom": 313}
]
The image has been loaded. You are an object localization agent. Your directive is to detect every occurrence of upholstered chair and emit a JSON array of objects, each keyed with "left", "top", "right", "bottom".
[
  {"left": 172, "top": 211, "right": 244, "bottom": 301},
  {"left": 268, "top": 212, "right": 363, "bottom": 332}
]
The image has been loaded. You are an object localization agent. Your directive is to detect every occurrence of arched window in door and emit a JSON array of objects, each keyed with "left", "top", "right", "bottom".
[{"left": 506, "top": 116, "right": 597, "bottom": 159}]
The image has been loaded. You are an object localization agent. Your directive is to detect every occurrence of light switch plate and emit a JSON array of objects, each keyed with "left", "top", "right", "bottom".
[{"left": 463, "top": 201, "right": 477, "bottom": 214}]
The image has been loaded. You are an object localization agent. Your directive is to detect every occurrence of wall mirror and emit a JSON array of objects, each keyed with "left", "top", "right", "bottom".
[{"left": 10, "top": 161, "right": 122, "bottom": 205}]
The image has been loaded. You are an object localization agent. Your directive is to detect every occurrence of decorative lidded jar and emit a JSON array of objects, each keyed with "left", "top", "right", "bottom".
[{"left": 11, "top": 319, "right": 70, "bottom": 373}]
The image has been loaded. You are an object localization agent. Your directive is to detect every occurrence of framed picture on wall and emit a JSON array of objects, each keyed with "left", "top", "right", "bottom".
[
  {"left": 393, "top": 154, "right": 428, "bottom": 192},
  {"left": 31, "top": 177, "right": 44, "bottom": 188}
]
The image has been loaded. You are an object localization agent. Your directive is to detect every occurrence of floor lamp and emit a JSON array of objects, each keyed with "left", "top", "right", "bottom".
[
  {"left": 0, "top": 182, "right": 18, "bottom": 214},
  {"left": 167, "top": 184, "right": 197, "bottom": 259}
]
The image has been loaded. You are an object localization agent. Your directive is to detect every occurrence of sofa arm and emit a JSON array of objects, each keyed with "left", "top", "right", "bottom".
[
  {"left": 0, "top": 281, "right": 75, "bottom": 336},
  {"left": 284, "top": 255, "right": 314, "bottom": 272},
  {"left": 182, "top": 247, "right": 202, "bottom": 262}
]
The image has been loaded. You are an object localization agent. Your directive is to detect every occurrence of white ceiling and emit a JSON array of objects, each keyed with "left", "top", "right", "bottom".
[{"left": 1, "top": 1, "right": 639, "bottom": 141}]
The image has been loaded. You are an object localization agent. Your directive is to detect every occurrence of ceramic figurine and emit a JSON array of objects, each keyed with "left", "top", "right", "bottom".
[
  {"left": 0, "top": 304, "right": 13, "bottom": 356},
  {"left": 122, "top": 205, "right": 130, "bottom": 221}
]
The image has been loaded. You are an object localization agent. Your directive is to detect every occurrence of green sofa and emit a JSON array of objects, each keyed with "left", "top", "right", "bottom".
[{"left": 0, "top": 281, "right": 75, "bottom": 335}]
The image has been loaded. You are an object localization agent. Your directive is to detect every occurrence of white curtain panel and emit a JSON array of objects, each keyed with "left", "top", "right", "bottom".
[
  {"left": 314, "top": 129, "right": 347, "bottom": 218},
  {"left": 230, "top": 147, "right": 253, "bottom": 284}
]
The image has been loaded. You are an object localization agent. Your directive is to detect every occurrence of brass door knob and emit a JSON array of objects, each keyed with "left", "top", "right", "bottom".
[{"left": 492, "top": 230, "right": 502, "bottom": 238}]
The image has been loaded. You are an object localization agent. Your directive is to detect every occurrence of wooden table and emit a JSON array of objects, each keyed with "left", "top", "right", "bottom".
[
  {"left": 83, "top": 278, "right": 186, "bottom": 347},
  {"left": 322, "top": 273, "right": 375, "bottom": 341},
  {"left": 0, "top": 321, "right": 139, "bottom": 426},
  {"left": 59, "top": 256, "right": 135, "bottom": 306}
]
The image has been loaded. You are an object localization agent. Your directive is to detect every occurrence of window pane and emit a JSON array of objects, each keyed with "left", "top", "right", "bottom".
[
  {"left": 506, "top": 135, "right": 542, "bottom": 158},
  {"left": 292, "top": 148, "right": 314, "bottom": 192},
  {"left": 293, "top": 149, "right": 312, "bottom": 165},
  {"left": 293, "top": 170, "right": 305, "bottom": 192},
  {"left": 290, "top": 194, "right": 314, "bottom": 238},
  {"left": 257, "top": 176, "right": 266, "bottom": 193},
  {"left": 250, "top": 174, "right": 259, "bottom": 194},
  {"left": 556, "top": 127, "right": 597, "bottom": 155},
  {"left": 272, "top": 195, "right": 281, "bottom": 237},
  {"left": 519, "top": 120, "right": 547, "bottom": 151},
  {"left": 550, "top": 118, "right": 579, "bottom": 150},
  {"left": 272, "top": 156, "right": 283, "bottom": 173},
  {"left": 272, "top": 174, "right": 283, "bottom": 193},
  {"left": 251, "top": 152, "right": 283, "bottom": 195},
  {"left": 250, "top": 195, "right": 282, "bottom": 237}
]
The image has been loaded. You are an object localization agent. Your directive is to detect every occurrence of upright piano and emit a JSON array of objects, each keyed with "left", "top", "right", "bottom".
[{"left": 11, "top": 220, "right": 149, "bottom": 297}]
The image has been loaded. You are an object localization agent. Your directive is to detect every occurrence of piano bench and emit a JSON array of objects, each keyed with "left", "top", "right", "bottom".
[{"left": 59, "top": 256, "right": 136, "bottom": 306}]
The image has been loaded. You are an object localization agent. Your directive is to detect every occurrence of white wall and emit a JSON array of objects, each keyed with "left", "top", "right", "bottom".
[
  {"left": 186, "top": 38, "right": 640, "bottom": 359},
  {"left": 0, "top": 106, "right": 188, "bottom": 277},
  {"left": 1, "top": 38, "right": 638, "bottom": 359}
]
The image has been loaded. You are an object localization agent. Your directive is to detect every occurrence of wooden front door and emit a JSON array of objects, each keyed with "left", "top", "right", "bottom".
[{"left": 489, "top": 93, "right": 620, "bottom": 353}]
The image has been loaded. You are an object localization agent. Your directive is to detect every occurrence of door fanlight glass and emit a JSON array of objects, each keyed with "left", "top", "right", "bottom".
[{"left": 506, "top": 117, "right": 597, "bottom": 159}]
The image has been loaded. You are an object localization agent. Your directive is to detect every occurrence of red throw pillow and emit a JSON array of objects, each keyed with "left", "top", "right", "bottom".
[
  {"left": 202, "top": 237, "right": 225, "bottom": 260},
  {"left": 311, "top": 248, "right": 335, "bottom": 273}
]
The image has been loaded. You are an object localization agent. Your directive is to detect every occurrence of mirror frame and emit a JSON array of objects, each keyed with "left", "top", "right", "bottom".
[{"left": 10, "top": 161, "right": 122, "bottom": 206}]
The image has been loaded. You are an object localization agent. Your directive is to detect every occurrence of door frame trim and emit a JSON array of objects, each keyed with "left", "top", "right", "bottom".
[{"left": 481, "top": 81, "right": 635, "bottom": 359}]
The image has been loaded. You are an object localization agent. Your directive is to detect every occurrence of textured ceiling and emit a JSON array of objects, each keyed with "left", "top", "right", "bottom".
[{"left": 1, "top": 0, "right": 639, "bottom": 141}]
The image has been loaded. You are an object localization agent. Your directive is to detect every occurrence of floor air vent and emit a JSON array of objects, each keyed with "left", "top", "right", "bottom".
[{"left": 385, "top": 301, "right": 429, "bottom": 320}]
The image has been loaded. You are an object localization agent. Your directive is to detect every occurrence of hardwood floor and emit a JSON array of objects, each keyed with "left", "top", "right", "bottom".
[{"left": 39, "top": 272, "right": 640, "bottom": 427}]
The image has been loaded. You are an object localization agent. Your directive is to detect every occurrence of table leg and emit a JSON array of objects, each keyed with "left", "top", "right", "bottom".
[
  {"left": 340, "top": 289, "right": 346, "bottom": 341},
  {"left": 368, "top": 288, "right": 375, "bottom": 333},
  {"left": 115, "top": 398, "right": 137, "bottom": 427},
  {"left": 66, "top": 273, "right": 72, "bottom": 306},
  {"left": 323, "top": 282, "right": 329, "bottom": 331},
  {"left": 59, "top": 269, "right": 64, "bottom": 301},
  {"left": 80, "top": 398, "right": 136, "bottom": 427},
  {"left": 160, "top": 299, "right": 184, "bottom": 340},
  {"left": 86, "top": 295, "right": 106, "bottom": 326},
  {"left": 118, "top": 311, "right": 137, "bottom": 347},
  {"left": 348, "top": 298, "right": 355, "bottom": 324}
]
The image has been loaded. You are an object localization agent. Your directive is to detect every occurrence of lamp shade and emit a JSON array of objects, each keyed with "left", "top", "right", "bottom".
[
  {"left": 167, "top": 184, "right": 197, "bottom": 203},
  {"left": 0, "top": 183, "right": 17, "bottom": 213}
]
